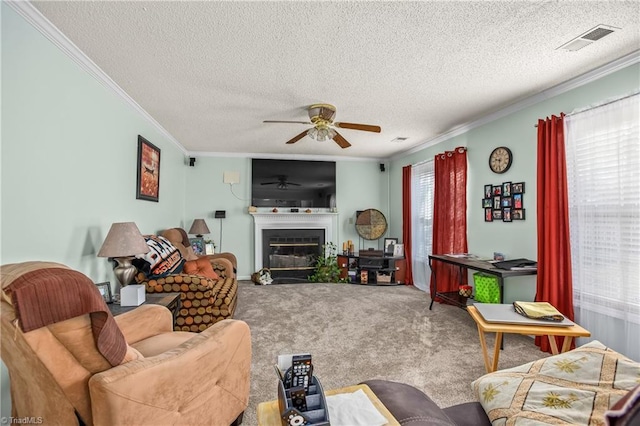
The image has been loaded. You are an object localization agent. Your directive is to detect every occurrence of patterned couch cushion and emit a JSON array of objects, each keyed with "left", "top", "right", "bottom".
[
  {"left": 133, "top": 235, "right": 185, "bottom": 279},
  {"left": 472, "top": 340, "right": 640, "bottom": 425}
]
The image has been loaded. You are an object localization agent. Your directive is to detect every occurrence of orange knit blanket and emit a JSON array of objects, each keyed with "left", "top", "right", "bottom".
[{"left": 6, "top": 268, "right": 126, "bottom": 366}]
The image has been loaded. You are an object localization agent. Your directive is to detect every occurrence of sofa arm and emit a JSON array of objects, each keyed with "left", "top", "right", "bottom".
[
  {"left": 89, "top": 319, "right": 251, "bottom": 426},
  {"left": 361, "top": 380, "right": 458, "bottom": 426},
  {"left": 201, "top": 255, "right": 233, "bottom": 278},
  {"left": 114, "top": 304, "right": 173, "bottom": 344}
]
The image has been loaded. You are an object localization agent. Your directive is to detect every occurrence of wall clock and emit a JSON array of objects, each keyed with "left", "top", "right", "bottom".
[{"left": 489, "top": 146, "right": 513, "bottom": 174}]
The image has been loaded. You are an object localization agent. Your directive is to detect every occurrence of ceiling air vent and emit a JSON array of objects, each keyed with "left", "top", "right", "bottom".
[
  {"left": 557, "top": 24, "right": 618, "bottom": 52},
  {"left": 390, "top": 137, "right": 408, "bottom": 143}
]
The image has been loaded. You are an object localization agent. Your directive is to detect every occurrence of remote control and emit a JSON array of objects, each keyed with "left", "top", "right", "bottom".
[
  {"left": 290, "top": 386, "right": 307, "bottom": 412},
  {"left": 291, "top": 354, "right": 313, "bottom": 390},
  {"left": 281, "top": 408, "right": 309, "bottom": 426}
]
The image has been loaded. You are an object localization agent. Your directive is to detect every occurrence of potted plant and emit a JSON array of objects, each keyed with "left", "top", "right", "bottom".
[{"left": 308, "top": 242, "right": 349, "bottom": 283}]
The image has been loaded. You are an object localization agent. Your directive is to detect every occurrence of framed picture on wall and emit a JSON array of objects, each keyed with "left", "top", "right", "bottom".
[
  {"left": 502, "top": 182, "right": 512, "bottom": 197},
  {"left": 512, "top": 182, "right": 525, "bottom": 194},
  {"left": 136, "top": 135, "right": 161, "bottom": 202},
  {"left": 484, "top": 184, "right": 493, "bottom": 198},
  {"left": 513, "top": 209, "right": 526, "bottom": 220},
  {"left": 503, "top": 208, "right": 513, "bottom": 222},
  {"left": 485, "top": 208, "right": 493, "bottom": 222},
  {"left": 514, "top": 193, "right": 523, "bottom": 209}
]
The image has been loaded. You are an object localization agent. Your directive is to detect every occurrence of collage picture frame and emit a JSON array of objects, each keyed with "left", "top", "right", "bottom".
[{"left": 483, "top": 181, "right": 525, "bottom": 222}]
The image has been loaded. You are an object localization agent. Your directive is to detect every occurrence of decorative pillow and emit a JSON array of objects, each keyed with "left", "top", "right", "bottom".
[
  {"left": 183, "top": 258, "right": 219, "bottom": 280},
  {"left": 133, "top": 235, "right": 185, "bottom": 279},
  {"left": 472, "top": 340, "right": 640, "bottom": 425}
]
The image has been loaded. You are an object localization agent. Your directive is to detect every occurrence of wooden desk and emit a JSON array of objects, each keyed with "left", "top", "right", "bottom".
[
  {"left": 428, "top": 255, "right": 537, "bottom": 309},
  {"left": 467, "top": 305, "right": 591, "bottom": 373},
  {"left": 256, "top": 384, "right": 399, "bottom": 426}
]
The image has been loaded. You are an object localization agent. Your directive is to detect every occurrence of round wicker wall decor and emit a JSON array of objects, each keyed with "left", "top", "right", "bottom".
[{"left": 355, "top": 208, "right": 388, "bottom": 240}]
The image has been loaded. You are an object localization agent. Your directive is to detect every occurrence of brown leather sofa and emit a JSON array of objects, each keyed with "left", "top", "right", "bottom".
[{"left": 1, "top": 261, "right": 251, "bottom": 426}]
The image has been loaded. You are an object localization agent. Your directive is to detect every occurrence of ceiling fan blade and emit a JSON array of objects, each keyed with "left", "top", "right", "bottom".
[
  {"left": 264, "top": 120, "right": 312, "bottom": 125},
  {"left": 260, "top": 182, "right": 279, "bottom": 185},
  {"left": 332, "top": 131, "right": 352, "bottom": 149},
  {"left": 334, "top": 122, "right": 381, "bottom": 133},
  {"left": 287, "top": 182, "right": 301, "bottom": 186},
  {"left": 285, "top": 130, "right": 309, "bottom": 145}
]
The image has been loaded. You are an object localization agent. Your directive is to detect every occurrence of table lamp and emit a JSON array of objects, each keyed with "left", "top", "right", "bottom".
[
  {"left": 188, "top": 219, "right": 210, "bottom": 237},
  {"left": 97, "top": 222, "right": 149, "bottom": 306}
]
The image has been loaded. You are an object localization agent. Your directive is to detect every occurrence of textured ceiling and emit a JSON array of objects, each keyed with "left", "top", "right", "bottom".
[{"left": 31, "top": 1, "right": 640, "bottom": 159}]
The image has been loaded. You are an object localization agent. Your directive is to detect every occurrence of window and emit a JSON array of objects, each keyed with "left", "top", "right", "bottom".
[
  {"left": 411, "top": 160, "right": 435, "bottom": 292},
  {"left": 565, "top": 92, "right": 640, "bottom": 360}
]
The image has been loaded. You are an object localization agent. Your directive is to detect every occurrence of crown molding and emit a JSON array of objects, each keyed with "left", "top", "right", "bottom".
[
  {"left": 5, "top": 0, "right": 188, "bottom": 155},
  {"left": 391, "top": 49, "right": 640, "bottom": 161},
  {"left": 188, "top": 151, "right": 382, "bottom": 162}
]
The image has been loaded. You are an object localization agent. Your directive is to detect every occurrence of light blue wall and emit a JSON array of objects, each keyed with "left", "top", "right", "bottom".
[
  {"left": 390, "top": 62, "right": 640, "bottom": 300},
  {"left": 183, "top": 157, "right": 388, "bottom": 278},
  {"left": 1, "top": 4, "right": 189, "bottom": 417}
]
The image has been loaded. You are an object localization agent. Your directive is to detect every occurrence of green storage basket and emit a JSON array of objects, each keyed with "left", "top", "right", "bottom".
[{"left": 473, "top": 273, "right": 501, "bottom": 303}]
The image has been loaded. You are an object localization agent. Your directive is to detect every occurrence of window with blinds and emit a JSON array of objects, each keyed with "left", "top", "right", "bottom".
[
  {"left": 411, "top": 160, "right": 435, "bottom": 292},
  {"left": 565, "top": 93, "right": 640, "bottom": 325}
]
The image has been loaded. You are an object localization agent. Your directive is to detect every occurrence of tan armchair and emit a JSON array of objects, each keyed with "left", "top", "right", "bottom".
[{"left": 1, "top": 262, "right": 251, "bottom": 426}]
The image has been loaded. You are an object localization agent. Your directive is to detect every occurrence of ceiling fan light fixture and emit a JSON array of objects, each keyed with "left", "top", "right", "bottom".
[
  {"left": 307, "top": 128, "right": 318, "bottom": 139},
  {"left": 317, "top": 127, "right": 331, "bottom": 141},
  {"left": 308, "top": 103, "right": 336, "bottom": 122}
]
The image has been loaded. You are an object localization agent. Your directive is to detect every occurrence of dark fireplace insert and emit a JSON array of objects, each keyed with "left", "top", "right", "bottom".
[{"left": 262, "top": 229, "right": 325, "bottom": 283}]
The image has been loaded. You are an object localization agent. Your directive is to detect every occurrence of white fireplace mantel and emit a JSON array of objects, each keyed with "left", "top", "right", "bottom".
[{"left": 251, "top": 212, "right": 338, "bottom": 272}]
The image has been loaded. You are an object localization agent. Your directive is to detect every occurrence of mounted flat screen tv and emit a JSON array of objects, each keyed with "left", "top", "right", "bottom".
[{"left": 251, "top": 159, "right": 336, "bottom": 208}]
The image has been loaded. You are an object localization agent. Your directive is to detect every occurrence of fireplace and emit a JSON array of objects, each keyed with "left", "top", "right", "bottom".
[
  {"left": 251, "top": 212, "right": 338, "bottom": 283},
  {"left": 263, "top": 229, "right": 325, "bottom": 282}
]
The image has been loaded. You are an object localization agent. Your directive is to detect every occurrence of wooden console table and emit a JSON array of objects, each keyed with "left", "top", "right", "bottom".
[{"left": 428, "top": 255, "right": 537, "bottom": 310}]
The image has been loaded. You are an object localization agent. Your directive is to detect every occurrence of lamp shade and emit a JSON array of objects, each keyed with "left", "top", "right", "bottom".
[
  {"left": 97, "top": 222, "right": 149, "bottom": 258},
  {"left": 188, "top": 219, "right": 210, "bottom": 235}
]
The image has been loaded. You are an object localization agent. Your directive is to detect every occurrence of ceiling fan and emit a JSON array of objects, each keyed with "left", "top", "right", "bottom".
[
  {"left": 260, "top": 175, "right": 301, "bottom": 190},
  {"left": 263, "top": 103, "right": 381, "bottom": 149}
]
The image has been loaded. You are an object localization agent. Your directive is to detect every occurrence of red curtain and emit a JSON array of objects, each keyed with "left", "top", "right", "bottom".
[
  {"left": 430, "top": 147, "right": 468, "bottom": 300},
  {"left": 402, "top": 165, "right": 414, "bottom": 286},
  {"left": 536, "top": 114, "right": 575, "bottom": 353}
]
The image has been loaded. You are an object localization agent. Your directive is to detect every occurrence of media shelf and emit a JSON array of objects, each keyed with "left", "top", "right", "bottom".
[{"left": 337, "top": 252, "right": 406, "bottom": 285}]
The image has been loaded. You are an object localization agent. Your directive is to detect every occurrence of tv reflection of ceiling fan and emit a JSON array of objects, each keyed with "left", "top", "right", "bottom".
[
  {"left": 260, "top": 175, "right": 301, "bottom": 190},
  {"left": 263, "top": 103, "right": 381, "bottom": 149}
]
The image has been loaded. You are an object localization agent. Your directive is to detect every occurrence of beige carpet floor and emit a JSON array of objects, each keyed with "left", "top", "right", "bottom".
[{"left": 233, "top": 281, "right": 547, "bottom": 425}]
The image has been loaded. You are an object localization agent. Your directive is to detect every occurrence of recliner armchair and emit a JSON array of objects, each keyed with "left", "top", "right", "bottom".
[{"left": 1, "top": 261, "right": 251, "bottom": 426}]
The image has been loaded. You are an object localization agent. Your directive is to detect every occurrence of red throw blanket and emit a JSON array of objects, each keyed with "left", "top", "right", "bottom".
[{"left": 6, "top": 268, "right": 126, "bottom": 366}]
